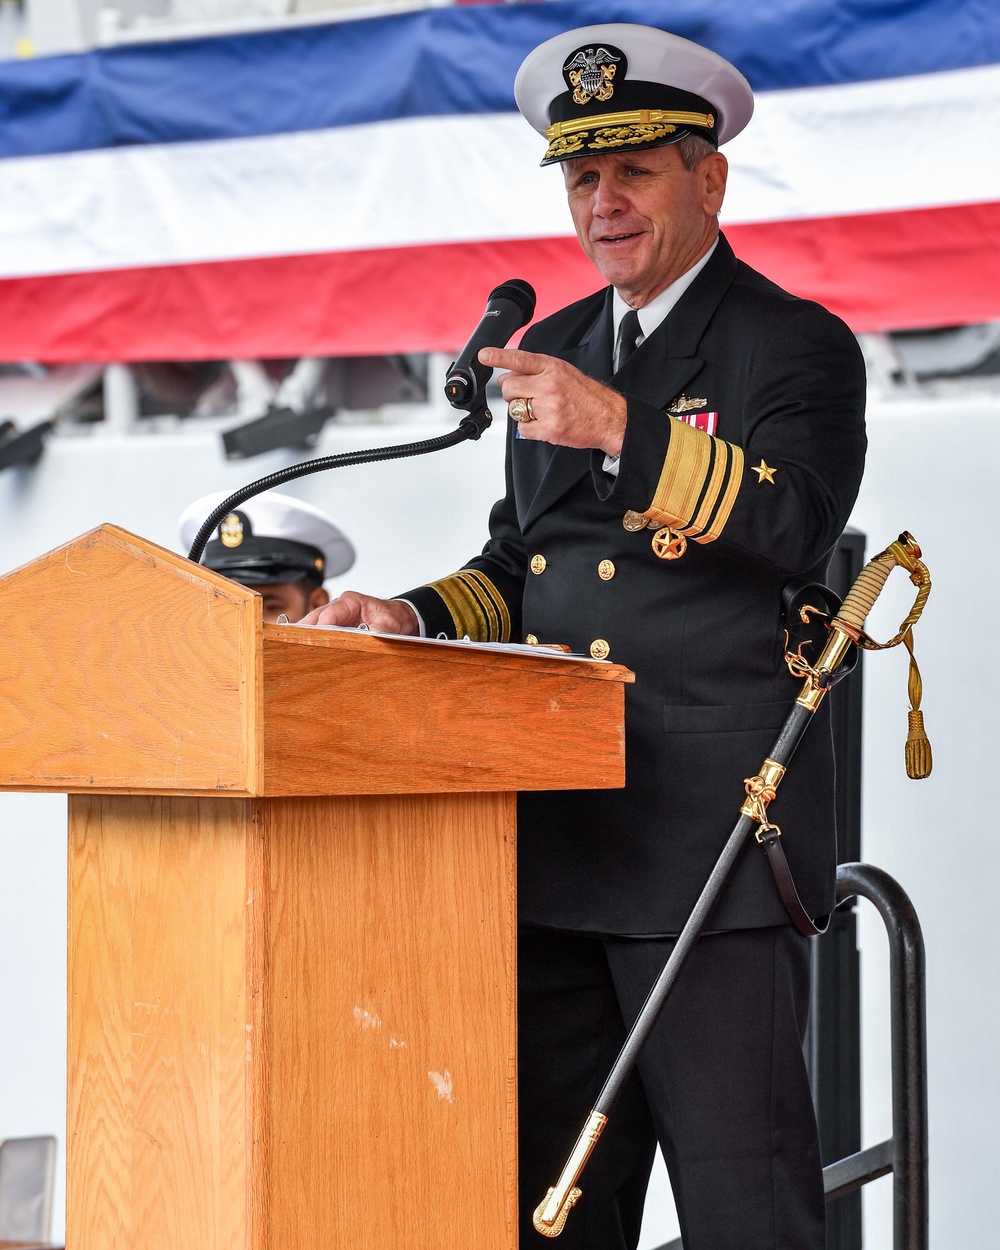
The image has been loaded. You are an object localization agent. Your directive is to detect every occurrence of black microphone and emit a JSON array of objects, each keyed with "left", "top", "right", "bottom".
[{"left": 444, "top": 279, "right": 536, "bottom": 410}]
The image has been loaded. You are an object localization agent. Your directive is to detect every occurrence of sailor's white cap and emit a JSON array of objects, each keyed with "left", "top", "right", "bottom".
[
  {"left": 179, "top": 489, "right": 355, "bottom": 585},
  {"left": 514, "top": 23, "right": 753, "bottom": 165}
]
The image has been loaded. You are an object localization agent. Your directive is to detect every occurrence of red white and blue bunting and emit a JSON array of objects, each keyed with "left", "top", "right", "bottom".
[{"left": 1, "top": 0, "right": 998, "bottom": 360}]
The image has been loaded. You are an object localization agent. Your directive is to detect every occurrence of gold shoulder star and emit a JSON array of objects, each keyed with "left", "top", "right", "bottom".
[{"left": 752, "top": 460, "right": 777, "bottom": 484}]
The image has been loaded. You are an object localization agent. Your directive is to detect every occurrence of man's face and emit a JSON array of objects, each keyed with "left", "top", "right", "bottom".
[
  {"left": 259, "top": 581, "right": 330, "bottom": 624},
  {"left": 562, "top": 144, "right": 728, "bottom": 307}
]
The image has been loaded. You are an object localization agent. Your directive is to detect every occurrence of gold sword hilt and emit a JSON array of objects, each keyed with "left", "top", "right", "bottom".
[
  {"left": 747, "top": 533, "right": 932, "bottom": 825},
  {"left": 531, "top": 1111, "right": 607, "bottom": 1237},
  {"left": 791, "top": 532, "right": 933, "bottom": 779},
  {"left": 794, "top": 532, "right": 929, "bottom": 707}
]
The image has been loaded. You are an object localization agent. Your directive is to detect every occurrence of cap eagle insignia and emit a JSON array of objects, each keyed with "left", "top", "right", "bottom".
[{"left": 564, "top": 47, "right": 620, "bottom": 105}]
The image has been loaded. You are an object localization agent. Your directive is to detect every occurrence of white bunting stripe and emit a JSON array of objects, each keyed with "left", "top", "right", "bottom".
[{"left": 0, "top": 61, "right": 997, "bottom": 281}]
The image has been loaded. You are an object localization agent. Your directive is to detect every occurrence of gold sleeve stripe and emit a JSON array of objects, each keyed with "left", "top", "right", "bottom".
[
  {"left": 696, "top": 441, "right": 744, "bottom": 543},
  {"left": 643, "top": 418, "right": 712, "bottom": 530},
  {"left": 642, "top": 419, "right": 745, "bottom": 545},
  {"left": 425, "top": 569, "right": 511, "bottom": 642},
  {"left": 682, "top": 437, "right": 728, "bottom": 538},
  {"left": 464, "top": 568, "right": 512, "bottom": 642}
]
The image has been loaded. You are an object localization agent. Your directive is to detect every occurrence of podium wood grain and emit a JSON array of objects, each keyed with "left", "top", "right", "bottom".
[
  {"left": 67, "top": 796, "right": 255, "bottom": 1249},
  {"left": 4, "top": 524, "right": 630, "bottom": 1250},
  {"left": 68, "top": 790, "right": 517, "bottom": 1250},
  {"left": 0, "top": 525, "right": 629, "bottom": 798},
  {"left": 261, "top": 626, "right": 629, "bottom": 796},
  {"left": 0, "top": 526, "right": 261, "bottom": 794}
]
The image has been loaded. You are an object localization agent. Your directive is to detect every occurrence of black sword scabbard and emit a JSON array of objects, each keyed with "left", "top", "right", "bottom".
[{"left": 532, "top": 532, "right": 931, "bottom": 1238}]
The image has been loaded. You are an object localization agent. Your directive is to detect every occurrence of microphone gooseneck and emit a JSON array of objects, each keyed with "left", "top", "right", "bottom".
[
  {"left": 188, "top": 279, "right": 537, "bottom": 566},
  {"left": 187, "top": 427, "right": 471, "bottom": 564}
]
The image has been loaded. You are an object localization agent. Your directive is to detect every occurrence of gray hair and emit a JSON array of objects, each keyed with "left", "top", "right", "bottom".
[{"left": 675, "top": 134, "right": 718, "bottom": 171}]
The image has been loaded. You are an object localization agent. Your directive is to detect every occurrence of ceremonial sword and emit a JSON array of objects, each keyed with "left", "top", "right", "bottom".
[{"left": 533, "top": 531, "right": 933, "bottom": 1238}]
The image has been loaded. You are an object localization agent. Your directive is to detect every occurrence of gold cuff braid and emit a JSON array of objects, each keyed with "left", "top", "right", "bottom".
[
  {"left": 425, "top": 569, "right": 511, "bottom": 643},
  {"left": 643, "top": 420, "right": 744, "bottom": 544}
]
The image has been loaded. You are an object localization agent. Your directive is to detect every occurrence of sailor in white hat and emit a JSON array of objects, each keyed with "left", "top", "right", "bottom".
[{"left": 179, "top": 490, "right": 355, "bottom": 623}]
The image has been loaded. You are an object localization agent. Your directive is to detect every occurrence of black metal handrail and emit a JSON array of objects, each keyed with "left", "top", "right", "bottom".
[
  {"left": 653, "top": 861, "right": 927, "bottom": 1250},
  {"left": 821, "top": 863, "right": 928, "bottom": 1250}
]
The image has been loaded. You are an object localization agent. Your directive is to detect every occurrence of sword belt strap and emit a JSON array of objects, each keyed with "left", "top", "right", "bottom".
[{"left": 757, "top": 827, "right": 830, "bottom": 937}]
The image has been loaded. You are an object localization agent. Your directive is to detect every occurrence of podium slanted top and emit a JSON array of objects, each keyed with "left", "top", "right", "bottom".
[
  {"left": 0, "top": 524, "right": 262, "bottom": 795},
  {"left": 0, "top": 525, "right": 631, "bottom": 797}
]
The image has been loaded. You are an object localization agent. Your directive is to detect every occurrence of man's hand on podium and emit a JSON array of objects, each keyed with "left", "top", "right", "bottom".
[{"left": 298, "top": 591, "right": 420, "bottom": 634}]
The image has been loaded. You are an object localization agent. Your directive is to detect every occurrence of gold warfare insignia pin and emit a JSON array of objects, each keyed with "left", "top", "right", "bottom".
[
  {"left": 667, "top": 395, "right": 708, "bottom": 415},
  {"left": 220, "top": 513, "right": 244, "bottom": 548},
  {"left": 563, "top": 46, "right": 621, "bottom": 106}
]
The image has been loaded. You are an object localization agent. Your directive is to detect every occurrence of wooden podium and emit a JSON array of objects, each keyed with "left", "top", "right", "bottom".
[{"left": 0, "top": 525, "right": 631, "bottom": 1250}]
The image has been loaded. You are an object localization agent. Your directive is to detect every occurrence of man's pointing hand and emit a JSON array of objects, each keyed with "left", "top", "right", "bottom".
[{"left": 478, "top": 346, "right": 627, "bottom": 457}]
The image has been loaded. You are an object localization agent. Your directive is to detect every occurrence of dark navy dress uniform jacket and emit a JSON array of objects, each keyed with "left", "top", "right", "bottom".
[{"left": 405, "top": 234, "right": 867, "bottom": 935}]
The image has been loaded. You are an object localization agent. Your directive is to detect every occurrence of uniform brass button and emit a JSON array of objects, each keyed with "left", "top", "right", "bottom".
[
  {"left": 598, "top": 559, "right": 616, "bottom": 581},
  {"left": 590, "top": 639, "right": 611, "bottom": 660},
  {"left": 530, "top": 554, "right": 547, "bottom": 575},
  {"left": 525, "top": 633, "right": 538, "bottom": 645}
]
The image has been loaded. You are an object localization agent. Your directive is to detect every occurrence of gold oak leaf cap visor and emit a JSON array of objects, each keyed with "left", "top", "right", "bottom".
[{"left": 514, "top": 23, "right": 754, "bottom": 166}]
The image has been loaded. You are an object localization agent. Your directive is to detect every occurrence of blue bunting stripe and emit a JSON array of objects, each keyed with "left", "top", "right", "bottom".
[{"left": 0, "top": 0, "right": 998, "bottom": 160}]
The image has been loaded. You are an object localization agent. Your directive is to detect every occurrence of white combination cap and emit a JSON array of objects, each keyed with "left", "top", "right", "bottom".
[
  {"left": 179, "top": 489, "right": 356, "bottom": 585},
  {"left": 514, "top": 23, "right": 753, "bottom": 165}
]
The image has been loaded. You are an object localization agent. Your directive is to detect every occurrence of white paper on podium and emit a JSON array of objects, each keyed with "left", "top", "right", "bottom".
[{"left": 286, "top": 622, "right": 607, "bottom": 663}]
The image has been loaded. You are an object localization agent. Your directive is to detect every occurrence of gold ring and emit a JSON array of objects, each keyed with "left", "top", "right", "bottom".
[{"left": 509, "top": 397, "right": 536, "bottom": 422}]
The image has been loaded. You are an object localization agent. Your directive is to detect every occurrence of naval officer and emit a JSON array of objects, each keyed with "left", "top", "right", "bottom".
[
  {"left": 179, "top": 489, "right": 355, "bottom": 623},
  {"left": 302, "top": 23, "right": 866, "bottom": 1250}
]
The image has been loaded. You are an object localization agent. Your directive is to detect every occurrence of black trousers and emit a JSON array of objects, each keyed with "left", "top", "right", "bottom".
[{"left": 518, "top": 924, "right": 825, "bottom": 1250}]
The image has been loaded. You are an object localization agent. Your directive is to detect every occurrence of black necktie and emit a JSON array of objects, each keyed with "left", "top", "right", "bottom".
[{"left": 615, "top": 309, "right": 642, "bottom": 370}]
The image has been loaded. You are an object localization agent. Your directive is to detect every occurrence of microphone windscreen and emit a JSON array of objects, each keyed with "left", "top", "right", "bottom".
[{"left": 489, "top": 279, "right": 536, "bottom": 325}]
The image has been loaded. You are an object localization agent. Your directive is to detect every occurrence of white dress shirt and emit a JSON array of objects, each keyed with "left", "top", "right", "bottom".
[{"left": 604, "top": 236, "right": 719, "bottom": 475}]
